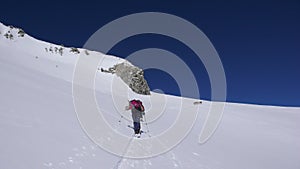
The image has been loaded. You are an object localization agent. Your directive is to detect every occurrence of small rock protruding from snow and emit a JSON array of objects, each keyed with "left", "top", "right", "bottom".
[
  {"left": 17, "top": 28, "right": 25, "bottom": 37},
  {"left": 84, "top": 49, "right": 90, "bottom": 55},
  {"left": 193, "top": 101, "right": 202, "bottom": 105},
  {"left": 4, "top": 31, "right": 13, "bottom": 40},
  {"left": 70, "top": 47, "right": 80, "bottom": 54}
]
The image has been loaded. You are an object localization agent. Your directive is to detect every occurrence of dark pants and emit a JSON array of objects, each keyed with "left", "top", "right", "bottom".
[{"left": 133, "top": 122, "right": 141, "bottom": 134}]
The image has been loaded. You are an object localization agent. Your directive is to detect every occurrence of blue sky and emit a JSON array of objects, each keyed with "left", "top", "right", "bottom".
[{"left": 1, "top": 0, "right": 299, "bottom": 106}]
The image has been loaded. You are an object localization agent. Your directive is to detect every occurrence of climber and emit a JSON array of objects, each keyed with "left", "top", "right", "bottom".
[{"left": 125, "top": 99, "right": 145, "bottom": 136}]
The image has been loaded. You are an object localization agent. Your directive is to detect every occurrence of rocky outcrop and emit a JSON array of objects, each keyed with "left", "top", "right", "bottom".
[{"left": 101, "top": 61, "right": 150, "bottom": 95}]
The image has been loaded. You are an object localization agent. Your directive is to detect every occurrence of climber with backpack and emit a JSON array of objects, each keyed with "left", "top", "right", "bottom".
[{"left": 125, "top": 99, "right": 145, "bottom": 136}]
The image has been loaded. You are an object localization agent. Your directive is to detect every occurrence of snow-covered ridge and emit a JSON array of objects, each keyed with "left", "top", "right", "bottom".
[{"left": 0, "top": 22, "right": 150, "bottom": 94}]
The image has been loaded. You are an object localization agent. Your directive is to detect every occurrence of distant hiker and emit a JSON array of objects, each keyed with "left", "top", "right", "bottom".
[{"left": 125, "top": 99, "right": 145, "bottom": 135}]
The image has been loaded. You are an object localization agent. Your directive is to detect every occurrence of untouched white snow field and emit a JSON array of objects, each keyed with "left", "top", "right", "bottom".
[{"left": 0, "top": 22, "right": 300, "bottom": 169}]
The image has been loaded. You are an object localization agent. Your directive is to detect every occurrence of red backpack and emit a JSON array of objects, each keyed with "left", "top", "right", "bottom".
[{"left": 130, "top": 100, "right": 144, "bottom": 112}]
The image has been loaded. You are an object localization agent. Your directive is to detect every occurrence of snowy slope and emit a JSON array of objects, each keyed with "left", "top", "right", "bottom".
[{"left": 0, "top": 22, "right": 300, "bottom": 169}]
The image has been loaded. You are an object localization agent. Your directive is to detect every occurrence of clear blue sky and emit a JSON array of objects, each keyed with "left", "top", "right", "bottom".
[{"left": 1, "top": 0, "right": 299, "bottom": 106}]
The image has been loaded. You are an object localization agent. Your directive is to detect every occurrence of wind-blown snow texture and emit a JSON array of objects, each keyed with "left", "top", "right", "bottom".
[{"left": 0, "top": 22, "right": 300, "bottom": 169}]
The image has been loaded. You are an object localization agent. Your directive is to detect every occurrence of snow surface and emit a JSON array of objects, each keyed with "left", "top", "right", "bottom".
[{"left": 0, "top": 22, "right": 300, "bottom": 169}]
